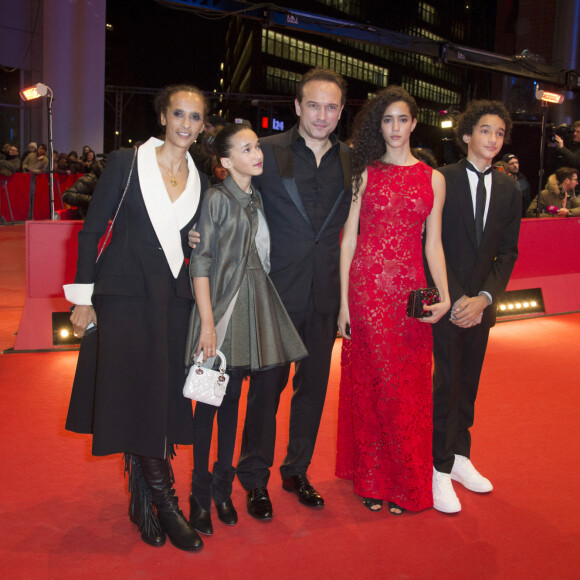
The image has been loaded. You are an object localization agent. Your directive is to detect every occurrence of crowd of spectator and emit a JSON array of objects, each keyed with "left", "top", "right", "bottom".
[{"left": 0, "top": 142, "right": 100, "bottom": 178}]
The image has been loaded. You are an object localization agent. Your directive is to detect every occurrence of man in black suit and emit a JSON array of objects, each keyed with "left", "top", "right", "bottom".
[
  {"left": 427, "top": 101, "right": 521, "bottom": 513},
  {"left": 236, "top": 68, "right": 352, "bottom": 519}
]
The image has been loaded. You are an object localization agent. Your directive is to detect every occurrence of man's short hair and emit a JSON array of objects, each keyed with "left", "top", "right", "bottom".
[
  {"left": 296, "top": 67, "right": 347, "bottom": 106},
  {"left": 502, "top": 153, "right": 518, "bottom": 163},
  {"left": 455, "top": 100, "right": 512, "bottom": 150},
  {"left": 555, "top": 166, "right": 578, "bottom": 184},
  {"left": 574, "top": 120, "right": 580, "bottom": 129}
]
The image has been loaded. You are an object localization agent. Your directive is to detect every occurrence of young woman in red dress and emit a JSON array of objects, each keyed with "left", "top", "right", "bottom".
[{"left": 336, "top": 86, "right": 450, "bottom": 514}]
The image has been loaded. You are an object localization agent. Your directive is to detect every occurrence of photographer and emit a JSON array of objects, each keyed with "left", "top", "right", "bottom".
[
  {"left": 0, "top": 145, "right": 21, "bottom": 177},
  {"left": 526, "top": 166, "right": 580, "bottom": 217},
  {"left": 555, "top": 121, "right": 580, "bottom": 172}
]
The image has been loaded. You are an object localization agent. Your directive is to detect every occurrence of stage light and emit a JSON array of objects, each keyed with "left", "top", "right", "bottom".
[
  {"left": 497, "top": 289, "right": 545, "bottom": 320},
  {"left": 52, "top": 312, "right": 81, "bottom": 346},
  {"left": 534, "top": 87, "right": 565, "bottom": 214},
  {"left": 535, "top": 87, "right": 565, "bottom": 104},
  {"left": 20, "top": 82, "right": 50, "bottom": 101},
  {"left": 20, "top": 82, "right": 56, "bottom": 220},
  {"left": 441, "top": 120, "right": 453, "bottom": 129}
]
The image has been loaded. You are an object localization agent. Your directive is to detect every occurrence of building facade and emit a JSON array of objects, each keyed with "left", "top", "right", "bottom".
[{"left": 221, "top": 0, "right": 497, "bottom": 153}]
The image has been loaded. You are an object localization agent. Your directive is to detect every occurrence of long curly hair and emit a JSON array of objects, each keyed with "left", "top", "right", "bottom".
[{"left": 351, "top": 86, "right": 418, "bottom": 197}]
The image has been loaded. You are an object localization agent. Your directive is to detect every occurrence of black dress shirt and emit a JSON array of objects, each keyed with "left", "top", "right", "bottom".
[{"left": 292, "top": 131, "right": 343, "bottom": 233}]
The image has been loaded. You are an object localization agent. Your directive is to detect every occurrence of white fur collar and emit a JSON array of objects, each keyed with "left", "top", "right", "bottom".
[{"left": 137, "top": 137, "right": 200, "bottom": 278}]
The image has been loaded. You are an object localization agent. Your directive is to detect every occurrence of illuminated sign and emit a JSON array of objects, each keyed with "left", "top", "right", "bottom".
[{"left": 261, "top": 117, "right": 285, "bottom": 131}]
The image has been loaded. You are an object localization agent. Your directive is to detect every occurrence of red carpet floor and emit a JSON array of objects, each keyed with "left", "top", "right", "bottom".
[{"left": 1, "top": 225, "right": 579, "bottom": 579}]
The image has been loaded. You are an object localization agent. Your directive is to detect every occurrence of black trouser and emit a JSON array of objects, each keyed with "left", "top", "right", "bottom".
[
  {"left": 191, "top": 372, "right": 243, "bottom": 510},
  {"left": 236, "top": 303, "right": 337, "bottom": 488},
  {"left": 236, "top": 365, "right": 288, "bottom": 490},
  {"left": 432, "top": 318, "right": 490, "bottom": 474}
]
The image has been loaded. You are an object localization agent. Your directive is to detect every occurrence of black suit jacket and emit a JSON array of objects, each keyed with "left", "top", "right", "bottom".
[
  {"left": 254, "top": 128, "right": 352, "bottom": 314},
  {"left": 75, "top": 149, "right": 208, "bottom": 301},
  {"left": 426, "top": 158, "right": 521, "bottom": 327}
]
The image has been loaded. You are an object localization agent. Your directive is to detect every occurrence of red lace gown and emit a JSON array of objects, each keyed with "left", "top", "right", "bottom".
[{"left": 336, "top": 160, "right": 434, "bottom": 511}]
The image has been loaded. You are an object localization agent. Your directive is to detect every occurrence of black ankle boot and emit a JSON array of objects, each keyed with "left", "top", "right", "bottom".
[
  {"left": 138, "top": 455, "right": 203, "bottom": 552},
  {"left": 215, "top": 497, "right": 238, "bottom": 525},
  {"left": 190, "top": 495, "right": 213, "bottom": 535},
  {"left": 125, "top": 454, "right": 166, "bottom": 547}
]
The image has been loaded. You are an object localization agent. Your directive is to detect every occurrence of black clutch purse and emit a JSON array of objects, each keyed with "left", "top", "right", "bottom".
[{"left": 406, "top": 288, "right": 440, "bottom": 318}]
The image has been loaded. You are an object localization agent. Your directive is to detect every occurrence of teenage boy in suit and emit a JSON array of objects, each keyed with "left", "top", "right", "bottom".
[{"left": 427, "top": 100, "right": 521, "bottom": 513}]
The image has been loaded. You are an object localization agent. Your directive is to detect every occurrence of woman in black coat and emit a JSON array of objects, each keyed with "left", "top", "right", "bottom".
[{"left": 64, "top": 85, "right": 209, "bottom": 552}]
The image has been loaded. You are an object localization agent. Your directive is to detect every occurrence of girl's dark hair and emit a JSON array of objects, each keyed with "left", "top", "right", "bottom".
[
  {"left": 351, "top": 86, "right": 418, "bottom": 197},
  {"left": 454, "top": 100, "right": 512, "bottom": 150},
  {"left": 153, "top": 84, "right": 209, "bottom": 128},
  {"left": 214, "top": 123, "right": 253, "bottom": 159}
]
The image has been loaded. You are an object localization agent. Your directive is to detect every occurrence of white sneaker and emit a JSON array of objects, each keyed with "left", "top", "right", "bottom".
[
  {"left": 451, "top": 455, "right": 493, "bottom": 493},
  {"left": 432, "top": 467, "right": 461, "bottom": 513}
]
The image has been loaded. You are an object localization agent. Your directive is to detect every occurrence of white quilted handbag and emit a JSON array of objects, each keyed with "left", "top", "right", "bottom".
[{"left": 183, "top": 350, "right": 229, "bottom": 407}]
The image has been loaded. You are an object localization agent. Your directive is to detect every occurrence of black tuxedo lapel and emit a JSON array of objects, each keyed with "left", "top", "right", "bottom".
[
  {"left": 273, "top": 142, "right": 314, "bottom": 232},
  {"left": 481, "top": 174, "right": 502, "bottom": 249},
  {"left": 314, "top": 143, "right": 350, "bottom": 242},
  {"left": 339, "top": 145, "right": 351, "bottom": 193}
]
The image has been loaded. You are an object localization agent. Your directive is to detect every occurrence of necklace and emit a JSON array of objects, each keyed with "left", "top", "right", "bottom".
[{"left": 161, "top": 158, "right": 184, "bottom": 187}]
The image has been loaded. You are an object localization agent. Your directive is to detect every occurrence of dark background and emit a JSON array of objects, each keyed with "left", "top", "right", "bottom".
[{"left": 104, "top": 0, "right": 229, "bottom": 150}]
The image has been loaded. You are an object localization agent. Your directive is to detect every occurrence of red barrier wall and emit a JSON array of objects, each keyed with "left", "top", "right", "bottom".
[
  {"left": 0, "top": 173, "right": 82, "bottom": 222},
  {"left": 11, "top": 217, "right": 580, "bottom": 351},
  {"left": 14, "top": 220, "right": 83, "bottom": 351},
  {"left": 507, "top": 217, "right": 580, "bottom": 315}
]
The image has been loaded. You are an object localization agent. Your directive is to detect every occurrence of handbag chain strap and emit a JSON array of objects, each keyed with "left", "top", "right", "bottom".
[{"left": 96, "top": 147, "right": 138, "bottom": 262}]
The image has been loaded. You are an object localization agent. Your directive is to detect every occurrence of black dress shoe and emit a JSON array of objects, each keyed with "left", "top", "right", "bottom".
[
  {"left": 190, "top": 495, "right": 213, "bottom": 535},
  {"left": 246, "top": 487, "right": 273, "bottom": 520},
  {"left": 215, "top": 497, "right": 238, "bottom": 525},
  {"left": 282, "top": 474, "right": 325, "bottom": 508}
]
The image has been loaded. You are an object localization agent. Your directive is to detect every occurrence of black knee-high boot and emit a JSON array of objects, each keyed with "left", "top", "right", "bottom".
[
  {"left": 125, "top": 454, "right": 166, "bottom": 547},
  {"left": 138, "top": 455, "right": 203, "bottom": 552}
]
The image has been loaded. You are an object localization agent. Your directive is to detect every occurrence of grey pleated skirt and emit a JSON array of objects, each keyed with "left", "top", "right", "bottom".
[{"left": 219, "top": 247, "right": 307, "bottom": 371}]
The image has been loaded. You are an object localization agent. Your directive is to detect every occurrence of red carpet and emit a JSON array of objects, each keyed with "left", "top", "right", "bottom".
[{"left": 1, "top": 225, "right": 579, "bottom": 579}]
